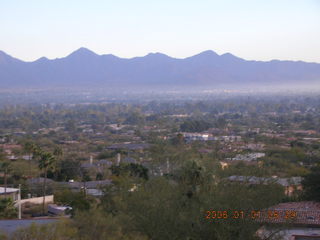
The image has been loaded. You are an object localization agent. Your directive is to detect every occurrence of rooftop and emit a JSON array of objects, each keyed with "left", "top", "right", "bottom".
[
  {"left": 0, "top": 187, "right": 19, "bottom": 194},
  {"left": 107, "top": 143, "right": 150, "bottom": 150},
  {"left": 260, "top": 201, "right": 320, "bottom": 226},
  {"left": 61, "top": 180, "right": 112, "bottom": 189},
  {"left": 227, "top": 176, "right": 303, "bottom": 187}
]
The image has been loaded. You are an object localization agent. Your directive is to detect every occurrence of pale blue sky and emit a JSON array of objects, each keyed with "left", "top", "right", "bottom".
[{"left": 1, "top": 0, "right": 319, "bottom": 62}]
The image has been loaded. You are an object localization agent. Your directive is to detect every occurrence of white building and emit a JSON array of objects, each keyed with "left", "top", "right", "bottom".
[
  {"left": 227, "top": 152, "right": 265, "bottom": 161},
  {"left": 0, "top": 187, "right": 20, "bottom": 201}
]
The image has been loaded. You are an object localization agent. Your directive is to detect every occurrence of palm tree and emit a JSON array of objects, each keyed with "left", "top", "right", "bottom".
[
  {"left": 23, "top": 141, "right": 38, "bottom": 178},
  {"left": 53, "top": 146, "right": 63, "bottom": 181},
  {"left": 31, "top": 144, "right": 41, "bottom": 161},
  {"left": 38, "top": 151, "right": 56, "bottom": 215},
  {"left": 53, "top": 146, "right": 63, "bottom": 160},
  {"left": 23, "top": 141, "right": 34, "bottom": 161},
  {"left": 0, "top": 150, "right": 10, "bottom": 194},
  {"left": 0, "top": 160, "right": 11, "bottom": 194}
]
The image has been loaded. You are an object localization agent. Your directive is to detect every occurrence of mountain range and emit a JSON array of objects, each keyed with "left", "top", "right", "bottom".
[{"left": 0, "top": 48, "right": 320, "bottom": 89}]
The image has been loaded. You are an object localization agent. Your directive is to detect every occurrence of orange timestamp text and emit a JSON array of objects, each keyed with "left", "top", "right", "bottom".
[{"left": 205, "top": 210, "right": 298, "bottom": 220}]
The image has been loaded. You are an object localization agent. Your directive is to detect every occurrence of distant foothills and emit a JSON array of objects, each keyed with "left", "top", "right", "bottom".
[{"left": 0, "top": 48, "right": 320, "bottom": 89}]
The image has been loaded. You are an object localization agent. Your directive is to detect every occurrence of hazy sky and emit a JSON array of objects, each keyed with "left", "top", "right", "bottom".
[{"left": 1, "top": 0, "right": 320, "bottom": 62}]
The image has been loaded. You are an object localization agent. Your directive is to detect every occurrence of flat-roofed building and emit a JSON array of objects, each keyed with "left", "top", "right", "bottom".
[{"left": 0, "top": 187, "right": 20, "bottom": 201}]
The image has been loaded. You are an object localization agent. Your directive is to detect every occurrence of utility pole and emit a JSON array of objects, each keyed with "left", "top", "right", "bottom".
[{"left": 18, "top": 184, "right": 21, "bottom": 219}]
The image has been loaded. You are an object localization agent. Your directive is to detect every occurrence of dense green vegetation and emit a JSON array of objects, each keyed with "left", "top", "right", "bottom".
[{"left": 1, "top": 95, "right": 320, "bottom": 239}]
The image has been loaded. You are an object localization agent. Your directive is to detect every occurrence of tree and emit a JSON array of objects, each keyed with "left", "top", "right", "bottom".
[
  {"left": 0, "top": 149, "right": 11, "bottom": 194},
  {"left": 56, "top": 159, "right": 80, "bottom": 181},
  {"left": 23, "top": 142, "right": 40, "bottom": 178},
  {"left": 101, "top": 160, "right": 285, "bottom": 240},
  {"left": 0, "top": 198, "right": 17, "bottom": 219},
  {"left": 53, "top": 146, "right": 63, "bottom": 161},
  {"left": 72, "top": 209, "right": 148, "bottom": 240},
  {"left": 0, "top": 161, "right": 11, "bottom": 194},
  {"left": 79, "top": 167, "right": 92, "bottom": 196},
  {"left": 171, "top": 133, "right": 185, "bottom": 145},
  {"left": 53, "top": 146, "right": 63, "bottom": 180},
  {"left": 65, "top": 119, "right": 76, "bottom": 132},
  {"left": 23, "top": 141, "right": 36, "bottom": 161},
  {"left": 216, "top": 117, "right": 227, "bottom": 129},
  {"left": 38, "top": 151, "right": 56, "bottom": 215},
  {"left": 54, "top": 189, "right": 93, "bottom": 216},
  {"left": 110, "top": 163, "right": 149, "bottom": 180},
  {"left": 11, "top": 220, "right": 77, "bottom": 240},
  {"left": 26, "top": 143, "right": 42, "bottom": 161},
  {"left": 302, "top": 166, "right": 320, "bottom": 201},
  {"left": 124, "top": 111, "right": 145, "bottom": 125},
  {"left": 180, "top": 120, "right": 211, "bottom": 132}
]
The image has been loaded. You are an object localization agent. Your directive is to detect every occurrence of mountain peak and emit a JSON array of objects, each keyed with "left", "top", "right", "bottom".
[
  {"left": 145, "top": 52, "right": 171, "bottom": 58},
  {"left": 190, "top": 50, "right": 219, "bottom": 59},
  {"left": 203, "top": 50, "right": 217, "bottom": 54},
  {"left": 199, "top": 50, "right": 218, "bottom": 56},
  {"left": 221, "top": 52, "right": 243, "bottom": 61},
  {"left": 221, "top": 52, "right": 234, "bottom": 57},
  {"left": 68, "top": 47, "right": 98, "bottom": 58}
]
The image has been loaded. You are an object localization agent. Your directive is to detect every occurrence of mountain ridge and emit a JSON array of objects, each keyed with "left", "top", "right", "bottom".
[
  {"left": 0, "top": 48, "right": 319, "bottom": 89},
  {"left": 3, "top": 48, "right": 319, "bottom": 63}
]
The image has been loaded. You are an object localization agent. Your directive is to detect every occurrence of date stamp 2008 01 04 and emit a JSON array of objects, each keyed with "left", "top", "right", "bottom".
[{"left": 205, "top": 210, "right": 298, "bottom": 220}]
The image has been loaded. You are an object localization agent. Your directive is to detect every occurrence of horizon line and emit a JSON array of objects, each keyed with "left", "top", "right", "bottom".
[{"left": 1, "top": 47, "right": 319, "bottom": 64}]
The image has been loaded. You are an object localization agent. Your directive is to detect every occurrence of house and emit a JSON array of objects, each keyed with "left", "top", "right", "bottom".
[
  {"left": 122, "top": 157, "right": 137, "bottom": 164},
  {"left": 26, "top": 178, "right": 56, "bottom": 197},
  {"left": 226, "top": 152, "right": 265, "bottom": 162},
  {"left": 257, "top": 201, "right": 320, "bottom": 240},
  {"left": 81, "top": 159, "right": 113, "bottom": 171},
  {"left": 242, "top": 143, "right": 265, "bottom": 151},
  {"left": 227, "top": 176, "right": 302, "bottom": 196},
  {"left": 98, "top": 159, "right": 113, "bottom": 166},
  {"left": 8, "top": 155, "right": 18, "bottom": 161},
  {"left": 60, "top": 180, "right": 112, "bottom": 197},
  {"left": 182, "top": 133, "right": 242, "bottom": 142},
  {"left": 26, "top": 178, "right": 112, "bottom": 197},
  {"left": 60, "top": 140, "right": 80, "bottom": 144},
  {"left": 0, "top": 144, "right": 22, "bottom": 155},
  {"left": 198, "top": 149, "right": 213, "bottom": 154},
  {"left": 183, "top": 133, "right": 211, "bottom": 142},
  {"left": 291, "top": 130, "right": 317, "bottom": 135},
  {"left": 0, "top": 187, "right": 20, "bottom": 201},
  {"left": 21, "top": 155, "right": 32, "bottom": 160},
  {"left": 0, "top": 136, "right": 7, "bottom": 143},
  {"left": 82, "top": 128, "right": 94, "bottom": 133},
  {"left": 216, "top": 135, "right": 242, "bottom": 142},
  {"left": 107, "top": 124, "right": 127, "bottom": 131},
  {"left": 107, "top": 143, "right": 150, "bottom": 151},
  {"left": 277, "top": 177, "right": 303, "bottom": 196},
  {"left": 26, "top": 177, "right": 55, "bottom": 185}
]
